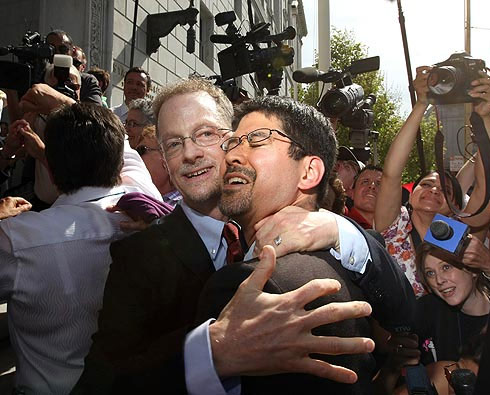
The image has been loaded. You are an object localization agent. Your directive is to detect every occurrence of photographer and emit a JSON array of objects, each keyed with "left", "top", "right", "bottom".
[
  {"left": 3, "top": 30, "right": 102, "bottom": 124},
  {"left": 45, "top": 30, "right": 101, "bottom": 105},
  {"left": 21, "top": 64, "right": 81, "bottom": 208},
  {"left": 374, "top": 66, "right": 490, "bottom": 297}
]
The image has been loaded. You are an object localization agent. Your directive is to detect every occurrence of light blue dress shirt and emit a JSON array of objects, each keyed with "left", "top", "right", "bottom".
[{"left": 184, "top": 211, "right": 371, "bottom": 395}]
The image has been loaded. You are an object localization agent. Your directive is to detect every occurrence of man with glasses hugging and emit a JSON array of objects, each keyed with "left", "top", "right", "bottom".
[
  {"left": 195, "top": 95, "right": 415, "bottom": 394},
  {"left": 74, "top": 79, "right": 397, "bottom": 394}
]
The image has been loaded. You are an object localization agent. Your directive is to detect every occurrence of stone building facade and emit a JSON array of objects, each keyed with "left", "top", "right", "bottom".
[{"left": 0, "top": 0, "right": 307, "bottom": 108}]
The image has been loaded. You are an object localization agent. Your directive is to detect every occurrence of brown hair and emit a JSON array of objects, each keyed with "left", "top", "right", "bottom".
[
  {"left": 45, "top": 103, "right": 124, "bottom": 194},
  {"left": 415, "top": 242, "right": 490, "bottom": 297},
  {"left": 87, "top": 66, "right": 111, "bottom": 93},
  {"left": 124, "top": 66, "right": 151, "bottom": 91}
]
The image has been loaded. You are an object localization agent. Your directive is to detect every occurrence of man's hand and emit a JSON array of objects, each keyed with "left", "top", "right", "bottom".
[
  {"left": 17, "top": 122, "right": 46, "bottom": 163},
  {"left": 469, "top": 71, "right": 490, "bottom": 119},
  {"left": 19, "top": 84, "right": 76, "bottom": 115},
  {"left": 2, "top": 119, "right": 27, "bottom": 158},
  {"left": 414, "top": 66, "right": 431, "bottom": 105},
  {"left": 106, "top": 204, "right": 150, "bottom": 232},
  {"left": 462, "top": 235, "right": 490, "bottom": 273},
  {"left": 209, "top": 245, "right": 374, "bottom": 383},
  {"left": 253, "top": 206, "right": 339, "bottom": 258},
  {"left": 0, "top": 196, "right": 32, "bottom": 220},
  {"left": 385, "top": 333, "right": 420, "bottom": 372}
]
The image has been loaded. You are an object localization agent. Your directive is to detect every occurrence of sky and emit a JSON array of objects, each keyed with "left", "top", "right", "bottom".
[{"left": 301, "top": 0, "right": 490, "bottom": 114}]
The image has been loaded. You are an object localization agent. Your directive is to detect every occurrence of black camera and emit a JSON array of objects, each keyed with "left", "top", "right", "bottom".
[
  {"left": 405, "top": 364, "right": 438, "bottom": 395},
  {"left": 427, "top": 52, "right": 486, "bottom": 105},
  {"left": 449, "top": 369, "right": 476, "bottom": 395},
  {"left": 189, "top": 72, "right": 249, "bottom": 104},
  {"left": 210, "top": 10, "right": 295, "bottom": 95},
  {"left": 50, "top": 55, "right": 78, "bottom": 101},
  {"left": 0, "top": 31, "right": 54, "bottom": 94},
  {"left": 293, "top": 57, "right": 380, "bottom": 162}
]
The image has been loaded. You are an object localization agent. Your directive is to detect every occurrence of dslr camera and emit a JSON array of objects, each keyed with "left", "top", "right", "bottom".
[{"left": 427, "top": 52, "right": 487, "bottom": 105}]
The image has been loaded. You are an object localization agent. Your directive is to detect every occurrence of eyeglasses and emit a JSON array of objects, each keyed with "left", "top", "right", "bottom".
[
  {"left": 136, "top": 145, "right": 161, "bottom": 156},
  {"left": 162, "top": 126, "right": 232, "bottom": 158},
  {"left": 124, "top": 120, "right": 147, "bottom": 128},
  {"left": 221, "top": 128, "right": 305, "bottom": 152}
]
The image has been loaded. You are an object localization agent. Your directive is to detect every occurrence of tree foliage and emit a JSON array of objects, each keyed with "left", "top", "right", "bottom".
[{"left": 297, "top": 28, "right": 436, "bottom": 183}]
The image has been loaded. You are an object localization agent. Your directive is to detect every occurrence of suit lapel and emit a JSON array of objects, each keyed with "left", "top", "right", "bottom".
[{"left": 156, "top": 205, "right": 216, "bottom": 283}]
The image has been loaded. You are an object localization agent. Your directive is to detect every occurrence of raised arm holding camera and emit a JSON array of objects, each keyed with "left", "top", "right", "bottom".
[
  {"left": 374, "top": 66, "right": 464, "bottom": 297},
  {"left": 373, "top": 55, "right": 490, "bottom": 394}
]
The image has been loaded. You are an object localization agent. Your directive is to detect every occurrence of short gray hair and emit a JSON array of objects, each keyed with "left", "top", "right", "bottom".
[
  {"left": 128, "top": 98, "right": 155, "bottom": 125},
  {"left": 152, "top": 77, "right": 233, "bottom": 141}
]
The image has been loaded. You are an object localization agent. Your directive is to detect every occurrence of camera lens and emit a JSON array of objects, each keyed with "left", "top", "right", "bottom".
[
  {"left": 320, "top": 84, "right": 364, "bottom": 118},
  {"left": 427, "top": 66, "right": 458, "bottom": 95},
  {"left": 320, "top": 91, "right": 349, "bottom": 118}
]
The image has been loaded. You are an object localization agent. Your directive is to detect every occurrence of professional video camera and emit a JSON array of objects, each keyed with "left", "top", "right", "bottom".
[
  {"left": 0, "top": 31, "right": 54, "bottom": 94},
  {"left": 427, "top": 52, "right": 487, "bottom": 105},
  {"left": 210, "top": 4, "right": 295, "bottom": 96},
  {"left": 293, "top": 56, "right": 380, "bottom": 163}
]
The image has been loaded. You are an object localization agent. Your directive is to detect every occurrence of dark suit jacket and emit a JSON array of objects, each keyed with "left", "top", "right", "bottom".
[
  {"left": 72, "top": 205, "right": 215, "bottom": 394},
  {"left": 196, "top": 226, "right": 416, "bottom": 395},
  {"left": 80, "top": 73, "right": 102, "bottom": 105}
]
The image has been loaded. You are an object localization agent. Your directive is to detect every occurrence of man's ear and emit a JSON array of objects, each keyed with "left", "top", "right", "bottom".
[{"left": 297, "top": 156, "right": 325, "bottom": 193}]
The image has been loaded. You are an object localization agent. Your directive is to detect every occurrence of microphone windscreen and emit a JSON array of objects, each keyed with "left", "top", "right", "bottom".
[{"left": 293, "top": 67, "right": 320, "bottom": 83}]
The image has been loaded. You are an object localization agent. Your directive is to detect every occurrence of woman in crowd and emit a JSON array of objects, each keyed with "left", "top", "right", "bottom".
[
  {"left": 134, "top": 125, "right": 174, "bottom": 198},
  {"left": 373, "top": 240, "right": 489, "bottom": 395},
  {"left": 414, "top": 242, "right": 489, "bottom": 364},
  {"left": 375, "top": 66, "right": 490, "bottom": 297}
]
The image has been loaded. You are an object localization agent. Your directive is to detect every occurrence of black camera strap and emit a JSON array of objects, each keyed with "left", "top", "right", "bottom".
[{"left": 435, "top": 111, "right": 490, "bottom": 218}]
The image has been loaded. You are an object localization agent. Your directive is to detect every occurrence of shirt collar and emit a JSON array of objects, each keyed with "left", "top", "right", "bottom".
[
  {"left": 52, "top": 185, "right": 126, "bottom": 207},
  {"left": 180, "top": 200, "right": 225, "bottom": 259}
]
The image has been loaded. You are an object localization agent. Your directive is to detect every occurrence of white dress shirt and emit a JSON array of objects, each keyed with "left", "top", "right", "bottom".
[
  {"left": 0, "top": 141, "right": 160, "bottom": 394},
  {"left": 111, "top": 102, "right": 129, "bottom": 124}
]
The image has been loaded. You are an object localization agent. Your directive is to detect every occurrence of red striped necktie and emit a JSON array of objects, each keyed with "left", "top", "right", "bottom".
[{"left": 222, "top": 221, "right": 244, "bottom": 264}]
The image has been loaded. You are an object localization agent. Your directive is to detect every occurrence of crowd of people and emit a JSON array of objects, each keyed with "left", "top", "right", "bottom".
[{"left": 0, "top": 28, "right": 489, "bottom": 395}]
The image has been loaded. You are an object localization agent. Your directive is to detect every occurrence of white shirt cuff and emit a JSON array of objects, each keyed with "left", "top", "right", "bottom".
[
  {"left": 184, "top": 319, "right": 241, "bottom": 395},
  {"left": 329, "top": 214, "right": 370, "bottom": 274}
]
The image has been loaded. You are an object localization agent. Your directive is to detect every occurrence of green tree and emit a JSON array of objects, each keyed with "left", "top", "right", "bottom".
[{"left": 297, "top": 28, "right": 436, "bottom": 183}]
